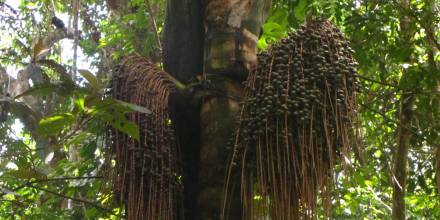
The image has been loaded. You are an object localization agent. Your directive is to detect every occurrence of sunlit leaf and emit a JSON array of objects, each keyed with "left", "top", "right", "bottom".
[
  {"left": 114, "top": 100, "right": 151, "bottom": 114},
  {"left": 37, "top": 113, "right": 75, "bottom": 135},
  {"left": 78, "top": 69, "right": 101, "bottom": 89},
  {"left": 294, "top": 0, "right": 308, "bottom": 21},
  {"left": 85, "top": 208, "right": 98, "bottom": 218},
  {"left": 75, "top": 97, "right": 85, "bottom": 112},
  {"left": 109, "top": 117, "right": 140, "bottom": 141}
]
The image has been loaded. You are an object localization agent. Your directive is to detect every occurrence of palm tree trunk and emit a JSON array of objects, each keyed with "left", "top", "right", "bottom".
[
  {"left": 197, "top": 0, "right": 271, "bottom": 219},
  {"left": 163, "top": 0, "right": 270, "bottom": 218},
  {"left": 163, "top": 1, "right": 204, "bottom": 219}
]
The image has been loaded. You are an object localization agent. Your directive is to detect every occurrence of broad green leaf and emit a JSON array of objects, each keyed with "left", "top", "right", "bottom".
[
  {"left": 75, "top": 97, "right": 85, "bottom": 112},
  {"left": 114, "top": 100, "right": 152, "bottom": 114},
  {"left": 97, "top": 104, "right": 140, "bottom": 140},
  {"left": 14, "top": 83, "right": 58, "bottom": 99},
  {"left": 294, "top": 0, "right": 308, "bottom": 21},
  {"left": 109, "top": 118, "right": 140, "bottom": 141},
  {"left": 66, "top": 132, "right": 92, "bottom": 147},
  {"left": 80, "top": 141, "right": 97, "bottom": 159},
  {"left": 258, "top": 36, "right": 269, "bottom": 49},
  {"left": 263, "top": 22, "right": 283, "bottom": 35},
  {"left": 37, "top": 113, "right": 75, "bottom": 135},
  {"left": 85, "top": 208, "right": 98, "bottom": 218},
  {"left": 268, "top": 8, "right": 288, "bottom": 29},
  {"left": 78, "top": 69, "right": 101, "bottom": 89}
]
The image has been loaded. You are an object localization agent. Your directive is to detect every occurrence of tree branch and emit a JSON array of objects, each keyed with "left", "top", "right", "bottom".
[
  {"left": 144, "top": 0, "right": 163, "bottom": 63},
  {"left": 30, "top": 185, "right": 123, "bottom": 218}
]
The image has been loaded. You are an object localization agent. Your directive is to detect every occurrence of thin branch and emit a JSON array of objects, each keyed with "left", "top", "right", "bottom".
[
  {"left": 30, "top": 185, "right": 123, "bottom": 218},
  {"left": 29, "top": 176, "right": 103, "bottom": 183},
  {"left": 0, "top": 176, "right": 103, "bottom": 195},
  {"left": 1, "top": 124, "right": 40, "bottom": 176},
  {"left": 0, "top": 2, "right": 18, "bottom": 14},
  {"left": 358, "top": 75, "right": 440, "bottom": 95},
  {"left": 0, "top": 176, "right": 121, "bottom": 217},
  {"left": 72, "top": 0, "right": 80, "bottom": 80},
  {"left": 61, "top": 114, "right": 95, "bottom": 142},
  {"left": 359, "top": 103, "right": 437, "bottom": 147},
  {"left": 0, "top": 199, "right": 26, "bottom": 206},
  {"left": 357, "top": 75, "right": 401, "bottom": 89},
  {"left": 0, "top": 176, "right": 102, "bottom": 182},
  {"left": 144, "top": 0, "right": 163, "bottom": 63}
]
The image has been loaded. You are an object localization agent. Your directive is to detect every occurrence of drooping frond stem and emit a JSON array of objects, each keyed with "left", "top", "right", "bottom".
[
  {"left": 223, "top": 18, "right": 360, "bottom": 219},
  {"left": 110, "top": 55, "right": 181, "bottom": 220}
]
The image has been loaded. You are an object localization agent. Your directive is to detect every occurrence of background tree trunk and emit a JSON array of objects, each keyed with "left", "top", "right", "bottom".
[
  {"left": 392, "top": 92, "right": 414, "bottom": 220},
  {"left": 163, "top": 1, "right": 204, "bottom": 219},
  {"left": 423, "top": 0, "right": 440, "bottom": 199},
  {"left": 392, "top": 0, "right": 416, "bottom": 219}
]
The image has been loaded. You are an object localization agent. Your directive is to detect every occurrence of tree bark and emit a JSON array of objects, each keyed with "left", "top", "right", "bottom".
[
  {"left": 423, "top": 0, "right": 440, "bottom": 199},
  {"left": 392, "top": 92, "right": 414, "bottom": 220},
  {"left": 392, "top": 0, "right": 416, "bottom": 219},
  {"left": 163, "top": 0, "right": 204, "bottom": 83},
  {"left": 197, "top": 0, "right": 271, "bottom": 219},
  {"left": 437, "top": 146, "right": 440, "bottom": 197},
  {"left": 163, "top": 1, "right": 204, "bottom": 219},
  {"left": 198, "top": 77, "right": 243, "bottom": 219}
]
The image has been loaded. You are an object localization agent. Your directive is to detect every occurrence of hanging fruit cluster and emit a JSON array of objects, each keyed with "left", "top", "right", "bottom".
[
  {"left": 110, "top": 55, "right": 181, "bottom": 220},
  {"left": 224, "top": 18, "right": 360, "bottom": 219}
]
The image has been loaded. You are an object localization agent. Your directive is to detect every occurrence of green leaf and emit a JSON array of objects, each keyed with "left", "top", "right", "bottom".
[
  {"left": 109, "top": 118, "right": 140, "bottom": 141},
  {"left": 80, "top": 141, "right": 97, "bottom": 159},
  {"left": 294, "top": 0, "right": 308, "bottom": 21},
  {"left": 114, "top": 100, "right": 152, "bottom": 114},
  {"left": 14, "top": 83, "right": 58, "bottom": 99},
  {"left": 37, "top": 113, "right": 75, "bottom": 135},
  {"left": 263, "top": 23, "right": 283, "bottom": 36},
  {"left": 10, "top": 168, "right": 40, "bottom": 179},
  {"left": 85, "top": 208, "right": 98, "bottom": 218},
  {"left": 66, "top": 132, "right": 92, "bottom": 147},
  {"left": 75, "top": 97, "right": 85, "bottom": 112},
  {"left": 268, "top": 8, "right": 288, "bottom": 28},
  {"left": 258, "top": 36, "right": 268, "bottom": 49},
  {"left": 78, "top": 69, "right": 101, "bottom": 89},
  {"left": 89, "top": 98, "right": 128, "bottom": 114},
  {"left": 96, "top": 102, "right": 140, "bottom": 140}
]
